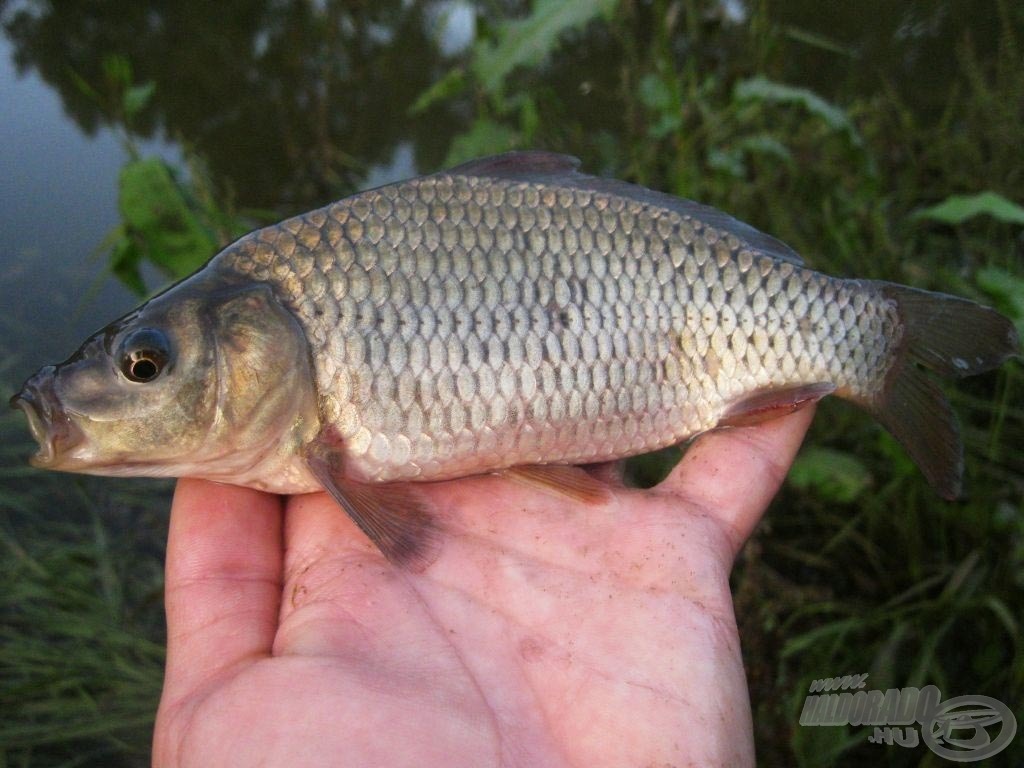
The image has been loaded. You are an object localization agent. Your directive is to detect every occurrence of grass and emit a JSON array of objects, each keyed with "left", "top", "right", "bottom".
[
  {"left": 2, "top": 0, "right": 1022, "bottom": 765},
  {"left": 0, "top": 396, "right": 169, "bottom": 768}
]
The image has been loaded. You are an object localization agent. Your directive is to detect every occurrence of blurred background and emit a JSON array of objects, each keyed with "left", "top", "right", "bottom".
[{"left": 0, "top": 0, "right": 1021, "bottom": 765}]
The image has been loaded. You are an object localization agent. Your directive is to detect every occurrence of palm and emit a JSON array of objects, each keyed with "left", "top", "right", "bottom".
[{"left": 153, "top": 409, "right": 813, "bottom": 768}]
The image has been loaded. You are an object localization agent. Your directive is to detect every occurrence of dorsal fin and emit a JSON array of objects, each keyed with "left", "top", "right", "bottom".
[
  {"left": 446, "top": 150, "right": 581, "bottom": 179},
  {"left": 443, "top": 151, "right": 804, "bottom": 266}
]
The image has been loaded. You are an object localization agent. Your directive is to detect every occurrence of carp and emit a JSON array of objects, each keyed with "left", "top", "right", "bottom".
[{"left": 12, "top": 152, "right": 1019, "bottom": 565}]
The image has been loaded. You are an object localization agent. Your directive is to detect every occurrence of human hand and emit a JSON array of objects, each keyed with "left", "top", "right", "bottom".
[{"left": 153, "top": 407, "right": 814, "bottom": 767}]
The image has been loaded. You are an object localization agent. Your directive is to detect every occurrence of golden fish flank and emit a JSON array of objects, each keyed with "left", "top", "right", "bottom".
[{"left": 11, "top": 152, "right": 1020, "bottom": 567}]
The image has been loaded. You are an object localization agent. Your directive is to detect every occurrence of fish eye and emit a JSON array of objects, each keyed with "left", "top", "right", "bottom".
[{"left": 117, "top": 328, "right": 172, "bottom": 383}]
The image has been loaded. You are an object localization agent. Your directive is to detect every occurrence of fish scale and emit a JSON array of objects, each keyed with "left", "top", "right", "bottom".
[{"left": 217, "top": 170, "right": 898, "bottom": 483}]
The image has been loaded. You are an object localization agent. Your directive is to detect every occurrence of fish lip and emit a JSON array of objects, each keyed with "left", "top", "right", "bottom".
[{"left": 10, "top": 375, "right": 84, "bottom": 467}]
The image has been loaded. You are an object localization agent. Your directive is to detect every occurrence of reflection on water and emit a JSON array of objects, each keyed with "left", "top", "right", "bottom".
[
  {"left": 2, "top": 0, "right": 1004, "bottom": 204},
  {"left": 3, "top": 0, "right": 472, "bottom": 208},
  {"left": 0, "top": 0, "right": 1007, "bottom": 379},
  {"left": 0, "top": 0, "right": 488, "bottom": 381},
  {"left": 0, "top": 33, "right": 178, "bottom": 379}
]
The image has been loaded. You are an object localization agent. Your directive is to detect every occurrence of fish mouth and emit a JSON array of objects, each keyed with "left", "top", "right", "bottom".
[{"left": 10, "top": 371, "right": 84, "bottom": 468}]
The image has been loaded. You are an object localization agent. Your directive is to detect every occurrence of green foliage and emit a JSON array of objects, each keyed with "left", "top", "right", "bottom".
[
  {"left": 417, "top": 0, "right": 619, "bottom": 164},
  {"left": 70, "top": 57, "right": 256, "bottom": 295},
  {"left": 68, "top": 54, "right": 154, "bottom": 135},
  {"left": 122, "top": 82, "right": 156, "bottom": 122},
  {"left": 788, "top": 447, "right": 872, "bottom": 504},
  {"left": 472, "top": 0, "right": 616, "bottom": 94},
  {"left": 976, "top": 266, "right": 1024, "bottom": 338},
  {"left": 637, "top": 73, "right": 682, "bottom": 139},
  {"left": 408, "top": 67, "right": 467, "bottom": 116},
  {"left": 0, "top": 403, "right": 167, "bottom": 768},
  {"left": 443, "top": 118, "right": 521, "bottom": 167},
  {"left": 106, "top": 150, "right": 260, "bottom": 295},
  {"left": 777, "top": 542, "right": 1024, "bottom": 766},
  {"left": 913, "top": 191, "right": 1024, "bottom": 226},
  {"left": 109, "top": 158, "right": 219, "bottom": 294},
  {"left": 733, "top": 75, "right": 860, "bottom": 145}
]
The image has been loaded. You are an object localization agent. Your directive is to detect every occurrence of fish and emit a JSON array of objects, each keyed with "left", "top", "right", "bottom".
[{"left": 11, "top": 151, "right": 1020, "bottom": 566}]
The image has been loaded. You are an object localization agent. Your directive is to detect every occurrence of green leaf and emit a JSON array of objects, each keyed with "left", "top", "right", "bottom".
[
  {"left": 875, "top": 431, "right": 916, "bottom": 483},
  {"left": 788, "top": 446, "right": 872, "bottom": 503},
  {"left": 473, "top": 0, "right": 615, "bottom": 94},
  {"left": 108, "top": 238, "right": 146, "bottom": 297},
  {"left": 638, "top": 73, "right": 673, "bottom": 110},
  {"left": 101, "top": 54, "right": 133, "bottom": 88},
  {"left": 638, "top": 73, "right": 682, "bottom": 138},
  {"left": 983, "top": 596, "right": 1019, "bottom": 638},
  {"left": 648, "top": 112, "right": 682, "bottom": 140},
  {"left": 912, "top": 191, "right": 1024, "bottom": 226},
  {"left": 123, "top": 82, "right": 155, "bottom": 119},
  {"left": 516, "top": 93, "right": 540, "bottom": 140},
  {"left": 738, "top": 133, "right": 794, "bottom": 164},
  {"left": 781, "top": 617, "right": 860, "bottom": 657},
  {"left": 408, "top": 68, "right": 467, "bottom": 116},
  {"left": 443, "top": 119, "right": 520, "bottom": 166},
  {"left": 976, "top": 266, "right": 1024, "bottom": 338},
  {"left": 116, "top": 158, "right": 218, "bottom": 290},
  {"left": 780, "top": 25, "right": 858, "bottom": 58},
  {"left": 733, "top": 76, "right": 859, "bottom": 143},
  {"left": 67, "top": 67, "right": 103, "bottom": 106},
  {"left": 708, "top": 147, "right": 745, "bottom": 178}
]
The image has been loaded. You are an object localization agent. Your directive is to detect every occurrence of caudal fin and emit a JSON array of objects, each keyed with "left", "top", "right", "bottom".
[{"left": 864, "top": 284, "right": 1019, "bottom": 499}]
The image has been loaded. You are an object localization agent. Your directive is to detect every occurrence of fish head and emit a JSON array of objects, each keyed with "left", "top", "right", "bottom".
[{"left": 11, "top": 279, "right": 319, "bottom": 479}]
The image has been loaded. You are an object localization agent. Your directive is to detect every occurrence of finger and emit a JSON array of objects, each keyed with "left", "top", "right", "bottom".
[
  {"left": 660, "top": 406, "right": 816, "bottom": 556},
  {"left": 275, "top": 492, "right": 383, "bottom": 645},
  {"left": 161, "top": 479, "right": 284, "bottom": 705},
  {"left": 275, "top": 491, "right": 451, "bottom": 658}
]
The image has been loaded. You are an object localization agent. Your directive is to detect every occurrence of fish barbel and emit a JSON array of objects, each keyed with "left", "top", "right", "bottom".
[{"left": 11, "top": 152, "right": 1020, "bottom": 565}]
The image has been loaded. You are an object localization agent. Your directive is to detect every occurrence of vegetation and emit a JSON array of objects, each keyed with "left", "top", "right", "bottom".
[
  {"left": 0, "top": 388, "right": 168, "bottom": 768},
  {"left": 2, "top": 0, "right": 1022, "bottom": 765}
]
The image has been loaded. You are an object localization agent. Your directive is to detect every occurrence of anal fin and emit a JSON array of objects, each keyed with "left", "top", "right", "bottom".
[
  {"left": 500, "top": 465, "right": 611, "bottom": 504},
  {"left": 305, "top": 442, "right": 439, "bottom": 570},
  {"left": 719, "top": 382, "right": 835, "bottom": 428}
]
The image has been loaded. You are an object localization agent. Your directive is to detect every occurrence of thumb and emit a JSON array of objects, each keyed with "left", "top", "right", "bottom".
[{"left": 658, "top": 406, "right": 816, "bottom": 557}]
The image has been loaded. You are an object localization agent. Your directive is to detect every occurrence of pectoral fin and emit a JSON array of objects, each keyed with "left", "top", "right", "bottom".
[
  {"left": 500, "top": 464, "right": 611, "bottom": 504},
  {"left": 304, "top": 439, "right": 438, "bottom": 570}
]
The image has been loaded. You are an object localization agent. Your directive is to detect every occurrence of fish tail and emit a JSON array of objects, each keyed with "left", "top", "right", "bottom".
[{"left": 860, "top": 283, "right": 1019, "bottom": 499}]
